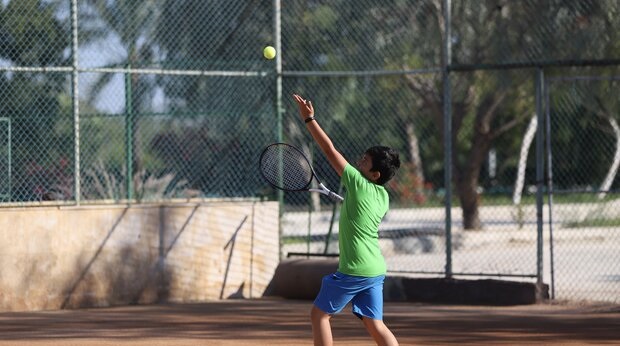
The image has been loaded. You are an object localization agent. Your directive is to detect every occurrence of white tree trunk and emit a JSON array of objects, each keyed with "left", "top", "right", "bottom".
[
  {"left": 513, "top": 115, "right": 537, "bottom": 205},
  {"left": 406, "top": 122, "right": 425, "bottom": 183},
  {"left": 598, "top": 118, "right": 620, "bottom": 199}
]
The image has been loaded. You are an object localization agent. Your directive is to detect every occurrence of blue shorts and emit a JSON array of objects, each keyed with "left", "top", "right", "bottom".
[{"left": 313, "top": 271, "right": 385, "bottom": 320}]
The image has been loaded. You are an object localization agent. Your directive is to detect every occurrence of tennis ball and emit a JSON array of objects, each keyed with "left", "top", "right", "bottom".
[{"left": 263, "top": 46, "right": 276, "bottom": 60}]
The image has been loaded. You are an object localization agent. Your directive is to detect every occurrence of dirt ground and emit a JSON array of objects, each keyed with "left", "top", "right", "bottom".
[{"left": 0, "top": 298, "right": 619, "bottom": 345}]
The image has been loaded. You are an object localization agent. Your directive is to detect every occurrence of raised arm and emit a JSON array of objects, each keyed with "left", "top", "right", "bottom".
[{"left": 292, "top": 93, "right": 348, "bottom": 176}]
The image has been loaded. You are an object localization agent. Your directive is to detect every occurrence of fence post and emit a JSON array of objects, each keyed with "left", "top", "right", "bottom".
[
  {"left": 274, "top": 0, "right": 284, "bottom": 258},
  {"left": 70, "top": 0, "right": 81, "bottom": 204},
  {"left": 544, "top": 75, "right": 556, "bottom": 299},
  {"left": 125, "top": 64, "right": 134, "bottom": 201},
  {"left": 442, "top": 0, "right": 453, "bottom": 279},
  {"left": 535, "top": 68, "right": 545, "bottom": 286},
  {"left": 0, "top": 118, "right": 10, "bottom": 201}
]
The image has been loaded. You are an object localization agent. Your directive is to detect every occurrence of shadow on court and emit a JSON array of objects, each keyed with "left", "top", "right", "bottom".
[{"left": 0, "top": 298, "right": 618, "bottom": 345}]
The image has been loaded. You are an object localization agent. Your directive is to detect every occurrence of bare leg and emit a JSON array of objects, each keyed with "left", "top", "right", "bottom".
[
  {"left": 361, "top": 317, "right": 399, "bottom": 346},
  {"left": 310, "top": 305, "right": 333, "bottom": 346}
]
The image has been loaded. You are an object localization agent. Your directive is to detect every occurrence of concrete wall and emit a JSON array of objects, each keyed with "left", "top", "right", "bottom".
[
  {"left": 268, "top": 259, "right": 549, "bottom": 305},
  {"left": 0, "top": 201, "right": 279, "bottom": 312}
]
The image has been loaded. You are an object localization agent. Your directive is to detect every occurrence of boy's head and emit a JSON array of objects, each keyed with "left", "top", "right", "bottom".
[{"left": 357, "top": 146, "right": 400, "bottom": 185}]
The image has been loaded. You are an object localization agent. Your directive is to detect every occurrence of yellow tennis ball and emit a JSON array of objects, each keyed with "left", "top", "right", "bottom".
[{"left": 263, "top": 46, "right": 276, "bottom": 60}]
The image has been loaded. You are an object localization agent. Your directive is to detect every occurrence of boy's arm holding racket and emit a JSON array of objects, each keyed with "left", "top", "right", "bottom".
[{"left": 292, "top": 93, "right": 348, "bottom": 176}]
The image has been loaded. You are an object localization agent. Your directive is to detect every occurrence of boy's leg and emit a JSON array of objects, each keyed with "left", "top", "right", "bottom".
[
  {"left": 311, "top": 305, "right": 333, "bottom": 346},
  {"left": 349, "top": 275, "right": 398, "bottom": 345},
  {"left": 361, "top": 317, "right": 399, "bottom": 346},
  {"left": 312, "top": 272, "right": 356, "bottom": 346}
]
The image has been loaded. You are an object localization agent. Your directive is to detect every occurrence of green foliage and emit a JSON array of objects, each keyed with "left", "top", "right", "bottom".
[
  {"left": 0, "top": 0, "right": 68, "bottom": 66},
  {"left": 566, "top": 217, "right": 620, "bottom": 228},
  {"left": 3, "top": 0, "right": 620, "bottom": 206},
  {"left": 82, "top": 160, "right": 194, "bottom": 201},
  {"left": 0, "top": 0, "right": 69, "bottom": 201}
]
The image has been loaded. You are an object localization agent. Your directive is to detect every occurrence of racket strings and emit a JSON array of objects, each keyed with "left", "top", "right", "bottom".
[{"left": 260, "top": 145, "right": 313, "bottom": 190}]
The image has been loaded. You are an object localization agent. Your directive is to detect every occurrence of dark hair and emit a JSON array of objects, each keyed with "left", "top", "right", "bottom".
[{"left": 365, "top": 146, "right": 400, "bottom": 185}]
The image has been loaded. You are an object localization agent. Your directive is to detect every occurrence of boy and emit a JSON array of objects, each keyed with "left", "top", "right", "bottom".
[{"left": 292, "top": 93, "right": 400, "bottom": 346}]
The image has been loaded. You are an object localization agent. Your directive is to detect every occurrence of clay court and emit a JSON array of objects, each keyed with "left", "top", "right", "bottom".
[{"left": 1, "top": 298, "right": 619, "bottom": 346}]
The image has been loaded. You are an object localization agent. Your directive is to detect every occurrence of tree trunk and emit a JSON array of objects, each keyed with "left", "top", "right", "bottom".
[
  {"left": 406, "top": 122, "right": 425, "bottom": 199},
  {"left": 457, "top": 123, "right": 493, "bottom": 230},
  {"left": 406, "top": 122, "right": 424, "bottom": 180},
  {"left": 457, "top": 172, "right": 482, "bottom": 230}
]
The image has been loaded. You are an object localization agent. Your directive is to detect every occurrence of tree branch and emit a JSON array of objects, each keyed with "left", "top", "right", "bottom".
[{"left": 490, "top": 113, "right": 530, "bottom": 140}]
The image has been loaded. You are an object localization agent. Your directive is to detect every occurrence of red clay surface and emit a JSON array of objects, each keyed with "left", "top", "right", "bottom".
[{"left": 0, "top": 298, "right": 619, "bottom": 345}]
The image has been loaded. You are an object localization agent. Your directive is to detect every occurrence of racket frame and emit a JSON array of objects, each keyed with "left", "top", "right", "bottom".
[{"left": 259, "top": 143, "right": 344, "bottom": 202}]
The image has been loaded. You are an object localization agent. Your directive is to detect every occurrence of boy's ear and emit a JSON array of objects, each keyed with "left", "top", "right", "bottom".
[{"left": 370, "top": 171, "right": 381, "bottom": 183}]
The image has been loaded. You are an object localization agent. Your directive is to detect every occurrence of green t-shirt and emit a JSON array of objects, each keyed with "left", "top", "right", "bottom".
[{"left": 337, "top": 163, "right": 388, "bottom": 277}]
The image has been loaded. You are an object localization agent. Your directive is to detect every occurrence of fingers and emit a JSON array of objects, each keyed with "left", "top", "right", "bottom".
[
  {"left": 292, "top": 94, "right": 302, "bottom": 101},
  {"left": 293, "top": 94, "right": 309, "bottom": 106},
  {"left": 293, "top": 93, "right": 313, "bottom": 114},
  {"left": 293, "top": 93, "right": 306, "bottom": 105}
]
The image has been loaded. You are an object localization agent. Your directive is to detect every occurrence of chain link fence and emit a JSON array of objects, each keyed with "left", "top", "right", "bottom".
[
  {"left": 544, "top": 76, "right": 620, "bottom": 301},
  {"left": 1, "top": 0, "right": 619, "bottom": 303}
]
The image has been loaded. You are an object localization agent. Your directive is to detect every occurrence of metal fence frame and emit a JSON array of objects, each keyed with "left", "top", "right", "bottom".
[
  {"left": 1, "top": 0, "right": 619, "bottom": 302},
  {"left": 0, "top": 117, "right": 10, "bottom": 201}
]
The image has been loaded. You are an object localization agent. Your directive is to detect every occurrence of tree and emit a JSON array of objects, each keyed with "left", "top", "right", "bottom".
[
  {"left": 152, "top": 0, "right": 275, "bottom": 196},
  {"left": 401, "top": 0, "right": 620, "bottom": 229},
  {"left": 283, "top": 0, "right": 620, "bottom": 228},
  {"left": 0, "top": 0, "right": 69, "bottom": 201},
  {"left": 77, "top": 0, "right": 160, "bottom": 192}
]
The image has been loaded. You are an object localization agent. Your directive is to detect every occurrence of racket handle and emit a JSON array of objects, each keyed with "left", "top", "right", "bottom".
[
  {"left": 328, "top": 191, "right": 344, "bottom": 202},
  {"left": 313, "top": 183, "right": 344, "bottom": 202}
]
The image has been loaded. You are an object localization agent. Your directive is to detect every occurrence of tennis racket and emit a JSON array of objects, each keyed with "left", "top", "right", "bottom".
[{"left": 259, "top": 143, "right": 344, "bottom": 202}]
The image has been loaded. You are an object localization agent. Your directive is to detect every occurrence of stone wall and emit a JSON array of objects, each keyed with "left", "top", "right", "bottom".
[{"left": 0, "top": 201, "right": 279, "bottom": 312}]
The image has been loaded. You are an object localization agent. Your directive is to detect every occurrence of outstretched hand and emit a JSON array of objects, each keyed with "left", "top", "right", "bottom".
[
  {"left": 291, "top": 93, "right": 347, "bottom": 176},
  {"left": 292, "top": 93, "right": 314, "bottom": 121}
]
